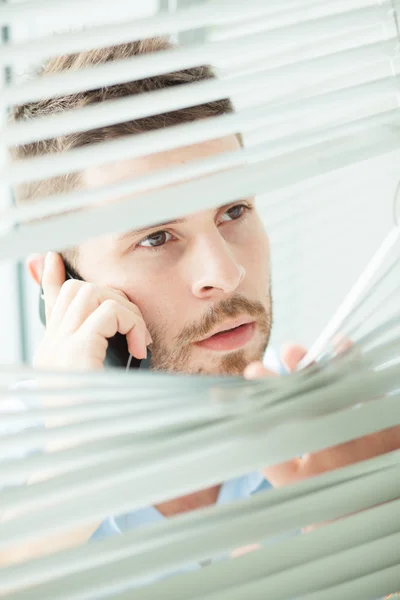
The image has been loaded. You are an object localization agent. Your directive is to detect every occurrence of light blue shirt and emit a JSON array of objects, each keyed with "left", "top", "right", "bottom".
[{"left": 90, "top": 470, "right": 272, "bottom": 542}]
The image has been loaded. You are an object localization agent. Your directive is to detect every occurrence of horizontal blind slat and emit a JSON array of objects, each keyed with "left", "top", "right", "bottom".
[
  {"left": 0, "top": 0, "right": 337, "bottom": 28},
  {"left": 4, "top": 77, "right": 400, "bottom": 187},
  {"left": 0, "top": 3, "right": 392, "bottom": 68},
  {"left": 1, "top": 390, "right": 399, "bottom": 549},
  {"left": 2, "top": 451, "right": 399, "bottom": 595},
  {"left": 8, "top": 497, "right": 400, "bottom": 600},
  {"left": 109, "top": 502, "right": 400, "bottom": 600},
  {"left": 1, "top": 126, "right": 399, "bottom": 261},
  {"left": 4, "top": 30, "right": 397, "bottom": 111},
  {"left": 5, "top": 37, "right": 400, "bottom": 148}
]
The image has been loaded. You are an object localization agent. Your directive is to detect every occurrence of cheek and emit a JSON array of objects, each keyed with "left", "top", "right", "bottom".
[
  {"left": 252, "top": 215, "right": 270, "bottom": 252},
  {"left": 242, "top": 221, "right": 270, "bottom": 275},
  {"left": 123, "top": 269, "right": 182, "bottom": 335},
  {"left": 77, "top": 238, "right": 116, "bottom": 280}
]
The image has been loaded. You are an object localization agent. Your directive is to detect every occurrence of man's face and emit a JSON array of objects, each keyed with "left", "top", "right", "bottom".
[{"left": 77, "top": 135, "right": 272, "bottom": 375}]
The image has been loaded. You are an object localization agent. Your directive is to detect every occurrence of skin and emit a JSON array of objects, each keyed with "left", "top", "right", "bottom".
[
  {"left": 2, "top": 135, "right": 398, "bottom": 568},
  {"left": 33, "top": 137, "right": 272, "bottom": 376}
]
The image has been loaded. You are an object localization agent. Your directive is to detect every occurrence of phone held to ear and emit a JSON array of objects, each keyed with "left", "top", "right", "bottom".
[{"left": 38, "top": 264, "right": 151, "bottom": 370}]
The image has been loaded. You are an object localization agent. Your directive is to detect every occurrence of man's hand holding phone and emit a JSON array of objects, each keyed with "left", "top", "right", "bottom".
[
  {"left": 0, "top": 251, "right": 154, "bottom": 567},
  {"left": 34, "top": 252, "right": 152, "bottom": 371}
]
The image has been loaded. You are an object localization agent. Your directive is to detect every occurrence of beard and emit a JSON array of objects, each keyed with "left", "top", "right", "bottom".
[{"left": 148, "top": 292, "right": 272, "bottom": 376}]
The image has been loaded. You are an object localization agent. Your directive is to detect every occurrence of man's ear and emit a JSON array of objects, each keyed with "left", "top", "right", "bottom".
[{"left": 26, "top": 254, "right": 45, "bottom": 286}]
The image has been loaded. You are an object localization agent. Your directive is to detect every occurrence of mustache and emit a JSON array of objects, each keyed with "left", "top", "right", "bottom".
[{"left": 175, "top": 294, "right": 270, "bottom": 346}]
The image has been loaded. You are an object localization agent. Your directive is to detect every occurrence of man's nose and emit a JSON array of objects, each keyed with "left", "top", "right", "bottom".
[{"left": 189, "top": 233, "right": 245, "bottom": 299}]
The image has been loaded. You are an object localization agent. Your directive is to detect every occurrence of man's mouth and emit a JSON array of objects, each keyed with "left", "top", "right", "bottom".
[{"left": 194, "top": 319, "right": 256, "bottom": 352}]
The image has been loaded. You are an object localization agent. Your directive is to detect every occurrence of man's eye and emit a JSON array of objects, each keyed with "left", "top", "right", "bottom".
[
  {"left": 137, "top": 231, "right": 172, "bottom": 248},
  {"left": 220, "top": 204, "right": 248, "bottom": 222}
]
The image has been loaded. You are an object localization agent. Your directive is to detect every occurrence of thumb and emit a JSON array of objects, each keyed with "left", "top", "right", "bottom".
[
  {"left": 280, "top": 343, "right": 307, "bottom": 373},
  {"left": 243, "top": 361, "right": 277, "bottom": 380}
]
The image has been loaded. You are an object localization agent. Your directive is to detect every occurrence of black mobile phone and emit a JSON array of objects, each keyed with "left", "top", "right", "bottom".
[{"left": 38, "top": 263, "right": 151, "bottom": 370}]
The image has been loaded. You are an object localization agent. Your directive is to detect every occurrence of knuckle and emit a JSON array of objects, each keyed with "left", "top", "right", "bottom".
[
  {"left": 82, "top": 281, "right": 97, "bottom": 294},
  {"left": 102, "top": 298, "right": 119, "bottom": 312},
  {"left": 112, "top": 288, "right": 138, "bottom": 311},
  {"left": 76, "top": 333, "right": 107, "bottom": 355},
  {"left": 61, "top": 279, "right": 82, "bottom": 295},
  {"left": 101, "top": 286, "right": 140, "bottom": 314},
  {"left": 77, "top": 282, "right": 97, "bottom": 300}
]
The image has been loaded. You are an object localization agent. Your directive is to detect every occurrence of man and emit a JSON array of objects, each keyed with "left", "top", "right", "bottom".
[{"left": 5, "top": 37, "right": 399, "bottom": 572}]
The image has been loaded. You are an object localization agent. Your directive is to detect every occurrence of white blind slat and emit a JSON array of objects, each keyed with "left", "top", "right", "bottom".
[
  {"left": 10, "top": 515, "right": 400, "bottom": 600},
  {"left": 0, "top": 2, "right": 394, "bottom": 76},
  {"left": 3, "top": 468, "right": 400, "bottom": 599},
  {"left": 2, "top": 0, "right": 337, "bottom": 29},
  {"left": 5, "top": 40, "right": 400, "bottom": 149},
  {"left": 113, "top": 502, "right": 400, "bottom": 600},
  {"left": 1, "top": 124, "right": 399, "bottom": 261},
  {"left": 1, "top": 387, "right": 399, "bottom": 550},
  {"left": 2, "top": 34, "right": 396, "bottom": 109},
  {"left": 1, "top": 449, "right": 398, "bottom": 596}
]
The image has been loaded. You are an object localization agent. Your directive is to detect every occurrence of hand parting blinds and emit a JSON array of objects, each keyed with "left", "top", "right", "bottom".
[{"left": 0, "top": 0, "right": 399, "bottom": 599}]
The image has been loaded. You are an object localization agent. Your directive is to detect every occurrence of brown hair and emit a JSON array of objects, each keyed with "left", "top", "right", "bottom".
[{"left": 10, "top": 37, "right": 235, "bottom": 207}]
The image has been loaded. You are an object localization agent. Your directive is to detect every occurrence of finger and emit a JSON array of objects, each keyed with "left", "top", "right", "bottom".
[
  {"left": 77, "top": 300, "right": 148, "bottom": 359},
  {"left": 61, "top": 284, "right": 152, "bottom": 343},
  {"left": 280, "top": 343, "right": 307, "bottom": 372},
  {"left": 48, "top": 279, "right": 85, "bottom": 330},
  {"left": 243, "top": 361, "right": 276, "bottom": 380},
  {"left": 41, "top": 252, "right": 66, "bottom": 324},
  {"left": 125, "top": 318, "right": 150, "bottom": 360},
  {"left": 118, "top": 296, "right": 151, "bottom": 345}
]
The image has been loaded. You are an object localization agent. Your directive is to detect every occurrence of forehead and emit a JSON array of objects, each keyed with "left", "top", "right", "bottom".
[
  {"left": 82, "top": 135, "right": 242, "bottom": 190},
  {"left": 77, "top": 135, "right": 244, "bottom": 256}
]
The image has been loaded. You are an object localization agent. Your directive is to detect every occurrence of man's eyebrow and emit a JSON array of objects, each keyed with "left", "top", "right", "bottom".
[{"left": 116, "top": 217, "right": 188, "bottom": 242}]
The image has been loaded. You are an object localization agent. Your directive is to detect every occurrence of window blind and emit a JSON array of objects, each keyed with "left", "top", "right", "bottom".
[{"left": 0, "top": 0, "right": 399, "bottom": 598}]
